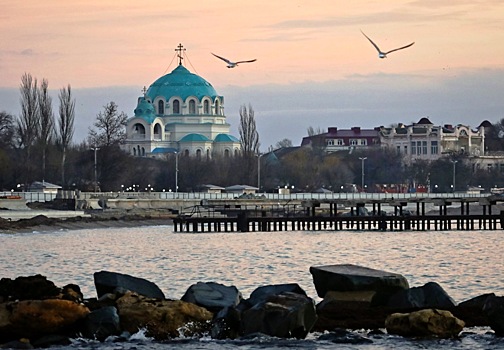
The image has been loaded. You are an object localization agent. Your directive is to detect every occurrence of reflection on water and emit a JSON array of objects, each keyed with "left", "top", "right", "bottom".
[
  {"left": 1, "top": 226, "right": 502, "bottom": 303},
  {"left": 2, "top": 226, "right": 504, "bottom": 349}
]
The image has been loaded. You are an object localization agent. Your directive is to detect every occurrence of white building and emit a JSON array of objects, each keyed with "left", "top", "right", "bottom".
[
  {"left": 123, "top": 45, "right": 241, "bottom": 158},
  {"left": 379, "top": 117, "right": 485, "bottom": 162}
]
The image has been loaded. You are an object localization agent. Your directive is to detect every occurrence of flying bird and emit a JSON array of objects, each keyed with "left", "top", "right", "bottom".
[
  {"left": 211, "top": 53, "right": 257, "bottom": 68},
  {"left": 361, "top": 30, "right": 414, "bottom": 59}
]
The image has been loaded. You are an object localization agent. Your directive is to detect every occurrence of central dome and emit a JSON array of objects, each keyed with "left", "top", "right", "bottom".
[{"left": 146, "top": 65, "right": 219, "bottom": 101}]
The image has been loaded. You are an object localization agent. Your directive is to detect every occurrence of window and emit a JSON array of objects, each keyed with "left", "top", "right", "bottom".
[
  {"left": 337, "top": 139, "right": 344, "bottom": 146},
  {"left": 397, "top": 145, "right": 401, "bottom": 153},
  {"left": 360, "top": 139, "right": 367, "bottom": 145},
  {"left": 189, "top": 100, "right": 196, "bottom": 114},
  {"left": 411, "top": 141, "right": 417, "bottom": 155},
  {"left": 204, "top": 100, "right": 210, "bottom": 114},
  {"left": 215, "top": 100, "right": 220, "bottom": 115},
  {"left": 196, "top": 149, "right": 201, "bottom": 159},
  {"left": 350, "top": 139, "right": 358, "bottom": 146},
  {"left": 326, "top": 139, "right": 334, "bottom": 146},
  {"left": 224, "top": 149, "right": 230, "bottom": 157},
  {"left": 173, "top": 100, "right": 180, "bottom": 114},
  {"left": 422, "top": 141, "right": 428, "bottom": 155},
  {"left": 500, "top": 164, "right": 504, "bottom": 173},
  {"left": 431, "top": 141, "right": 438, "bottom": 154},
  {"left": 158, "top": 100, "right": 164, "bottom": 115},
  {"left": 404, "top": 145, "right": 408, "bottom": 154}
]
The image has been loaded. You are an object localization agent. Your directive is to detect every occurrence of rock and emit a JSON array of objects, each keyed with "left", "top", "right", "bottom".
[
  {"left": 246, "top": 283, "right": 307, "bottom": 307},
  {"left": 93, "top": 271, "right": 165, "bottom": 299},
  {"left": 181, "top": 282, "right": 242, "bottom": 312},
  {"left": 31, "top": 335, "right": 72, "bottom": 348},
  {"left": 115, "top": 291, "right": 213, "bottom": 340},
  {"left": 241, "top": 291, "right": 317, "bottom": 339},
  {"left": 482, "top": 294, "right": 504, "bottom": 336},
  {"left": 387, "top": 282, "right": 457, "bottom": 310},
  {"left": 309, "top": 264, "right": 409, "bottom": 305},
  {"left": 0, "top": 339, "right": 33, "bottom": 349},
  {"left": 83, "top": 306, "right": 121, "bottom": 341},
  {"left": 0, "top": 299, "right": 90, "bottom": 341},
  {"left": 0, "top": 275, "right": 60, "bottom": 302},
  {"left": 61, "top": 284, "right": 84, "bottom": 303},
  {"left": 313, "top": 291, "right": 391, "bottom": 331},
  {"left": 385, "top": 309, "right": 465, "bottom": 338},
  {"left": 210, "top": 306, "right": 242, "bottom": 340},
  {"left": 452, "top": 293, "right": 494, "bottom": 327}
]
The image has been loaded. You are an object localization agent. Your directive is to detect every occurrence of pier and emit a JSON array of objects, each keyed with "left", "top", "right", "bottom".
[{"left": 173, "top": 196, "right": 504, "bottom": 233}]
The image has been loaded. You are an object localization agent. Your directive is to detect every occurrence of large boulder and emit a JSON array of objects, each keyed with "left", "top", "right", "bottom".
[
  {"left": 482, "top": 294, "right": 504, "bottom": 336},
  {"left": 385, "top": 309, "right": 465, "bottom": 338},
  {"left": 313, "top": 290, "right": 391, "bottom": 331},
  {"left": 93, "top": 271, "right": 165, "bottom": 299},
  {"left": 0, "top": 275, "right": 60, "bottom": 302},
  {"left": 452, "top": 293, "right": 494, "bottom": 327},
  {"left": 310, "top": 264, "right": 409, "bottom": 304},
  {"left": 0, "top": 299, "right": 90, "bottom": 342},
  {"left": 115, "top": 291, "right": 213, "bottom": 340},
  {"left": 82, "top": 306, "right": 121, "bottom": 341},
  {"left": 246, "top": 283, "right": 307, "bottom": 307},
  {"left": 241, "top": 291, "right": 317, "bottom": 339},
  {"left": 181, "top": 282, "right": 242, "bottom": 312},
  {"left": 387, "top": 282, "right": 457, "bottom": 310}
]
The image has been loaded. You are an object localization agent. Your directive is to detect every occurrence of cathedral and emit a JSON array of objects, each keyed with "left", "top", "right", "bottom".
[{"left": 123, "top": 44, "right": 241, "bottom": 158}]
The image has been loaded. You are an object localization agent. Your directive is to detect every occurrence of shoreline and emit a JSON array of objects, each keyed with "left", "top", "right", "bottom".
[{"left": 0, "top": 210, "right": 174, "bottom": 234}]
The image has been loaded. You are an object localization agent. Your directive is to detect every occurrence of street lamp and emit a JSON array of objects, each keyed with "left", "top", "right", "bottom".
[
  {"left": 174, "top": 151, "right": 179, "bottom": 194},
  {"left": 451, "top": 160, "right": 458, "bottom": 193},
  {"left": 359, "top": 157, "right": 367, "bottom": 192},
  {"left": 91, "top": 146, "right": 100, "bottom": 192}
]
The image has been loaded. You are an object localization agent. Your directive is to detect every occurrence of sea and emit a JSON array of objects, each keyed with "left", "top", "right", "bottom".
[{"left": 1, "top": 225, "right": 503, "bottom": 349}]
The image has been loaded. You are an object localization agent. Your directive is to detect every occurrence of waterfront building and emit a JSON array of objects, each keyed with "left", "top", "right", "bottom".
[
  {"left": 300, "top": 126, "right": 380, "bottom": 152},
  {"left": 123, "top": 44, "right": 241, "bottom": 158}
]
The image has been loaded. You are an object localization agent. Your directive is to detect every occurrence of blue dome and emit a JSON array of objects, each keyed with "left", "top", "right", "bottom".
[
  {"left": 146, "top": 65, "right": 220, "bottom": 101},
  {"left": 180, "top": 133, "right": 211, "bottom": 142},
  {"left": 214, "top": 133, "right": 240, "bottom": 142},
  {"left": 134, "top": 97, "right": 156, "bottom": 123}
]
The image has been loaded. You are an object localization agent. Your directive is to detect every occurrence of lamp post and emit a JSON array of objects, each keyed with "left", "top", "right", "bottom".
[
  {"left": 451, "top": 160, "right": 458, "bottom": 193},
  {"left": 359, "top": 157, "right": 367, "bottom": 192},
  {"left": 91, "top": 147, "right": 100, "bottom": 192},
  {"left": 175, "top": 151, "right": 179, "bottom": 194}
]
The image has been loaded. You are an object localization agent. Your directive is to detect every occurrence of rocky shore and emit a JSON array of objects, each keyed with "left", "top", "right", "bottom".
[{"left": 0, "top": 265, "right": 503, "bottom": 348}]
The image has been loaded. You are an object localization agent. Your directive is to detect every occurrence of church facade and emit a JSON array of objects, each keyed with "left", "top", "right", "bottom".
[{"left": 123, "top": 50, "right": 241, "bottom": 158}]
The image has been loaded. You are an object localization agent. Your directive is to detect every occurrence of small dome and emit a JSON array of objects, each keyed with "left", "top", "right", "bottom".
[
  {"left": 214, "top": 134, "right": 240, "bottom": 143},
  {"left": 134, "top": 97, "right": 156, "bottom": 123},
  {"left": 180, "top": 133, "right": 211, "bottom": 142},
  {"left": 147, "top": 65, "right": 220, "bottom": 101}
]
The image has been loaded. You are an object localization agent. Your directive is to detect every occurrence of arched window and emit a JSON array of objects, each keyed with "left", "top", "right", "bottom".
[
  {"left": 141, "top": 148, "right": 145, "bottom": 156},
  {"left": 196, "top": 149, "right": 202, "bottom": 159},
  {"left": 206, "top": 149, "right": 210, "bottom": 159},
  {"left": 214, "top": 99, "right": 220, "bottom": 115},
  {"left": 189, "top": 100, "right": 196, "bottom": 114},
  {"left": 184, "top": 149, "right": 189, "bottom": 157},
  {"left": 153, "top": 123, "right": 162, "bottom": 140},
  {"left": 137, "top": 145, "right": 141, "bottom": 156},
  {"left": 133, "top": 148, "right": 136, "bottom": 156},
  {"left": 173, "top": 100, "right": 180, "bottom": 114},
  {"left": 158, "top": 100, "right": 164, "bottom": 115},
  {"left": 224, "top": 149, "right": 230, "bottom": 157},
  {"left": 204, "top": 100, "right": 210, "bottom": 114}
]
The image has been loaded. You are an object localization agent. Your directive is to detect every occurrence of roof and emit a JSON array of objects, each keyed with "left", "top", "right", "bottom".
[
  {"left": 134, "top": 97, "right": 156, "bottom": 122},
  {"left": 151, "top": 147, "right": 178, "bottom": 154},
  {"left": 146, "top": 65, "right": 220, "bottom": 102},
  {"left": 225, "top": 185, "right": 259, "bottom": 191},
  {"left": 29, "top": 181, "right": 61, "bottom": 190},
  {"left": 214, "top": 133, "right": 240, "bottom": 143},
  {"left": 179, "top": 133, "right": 211, "bottom": 142}
]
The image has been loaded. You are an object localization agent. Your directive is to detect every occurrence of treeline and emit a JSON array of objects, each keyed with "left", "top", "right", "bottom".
[{"left": 2, "top": 74, "right": 504, "bottom": 193}]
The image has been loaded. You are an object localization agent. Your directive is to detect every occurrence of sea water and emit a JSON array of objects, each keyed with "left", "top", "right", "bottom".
[{"left": 1, "top": 226, "right": 503, "bottom": 349}]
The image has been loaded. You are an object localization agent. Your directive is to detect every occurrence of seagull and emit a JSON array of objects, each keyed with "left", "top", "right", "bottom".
[
  {"left": 211, "top": 53, "right": 257, "bottom": 68},
  {"left": 361, "top": 30, "right": 414, "bottom": 59}
]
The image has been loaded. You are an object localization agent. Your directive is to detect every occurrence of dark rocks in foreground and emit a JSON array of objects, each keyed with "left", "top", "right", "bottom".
[{"left": 0, "top": 266, "right": 502, "bottom": 348}]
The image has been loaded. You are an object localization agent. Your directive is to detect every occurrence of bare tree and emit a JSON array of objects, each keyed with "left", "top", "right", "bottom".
[
  {"left": 57, "top": 85, "right": 75, "bottom": 186},
  {"left": 275, "top": 138, "right": 293, "bottom": 149},
  {"left": 38, "top": 78, "right": 55, "bottom": 182},
  {"left": 307, "top": 126, "right": 323, "bottom": 136},
  {"left": 17, "top": 73, "right": 40, "bottom": 184},
  {"left": 88, "top": 101, "right": 128, "bottom": 147},
  {"left": 239, "top": 104, "right": 260, "bottom": 157},
  {"left": 0, "top": 111, "right": 15, "bottom": 149}
]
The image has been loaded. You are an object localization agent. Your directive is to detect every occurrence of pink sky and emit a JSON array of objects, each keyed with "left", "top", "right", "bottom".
[
  {"left": 2, "top": 1, "right": 504, "bottom": 149},
  {"left": 2, "top": 0, "right": 503, "bottom": 89}
]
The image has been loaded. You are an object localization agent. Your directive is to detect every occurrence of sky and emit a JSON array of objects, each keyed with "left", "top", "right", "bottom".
[{"left": 1, "top": 0, "right": 504, "bottom": 151}]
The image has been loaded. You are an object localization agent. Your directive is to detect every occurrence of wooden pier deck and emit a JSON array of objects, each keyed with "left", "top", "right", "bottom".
[{"left": 173, "top": 196, "right": 504, "bottom": 233}]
